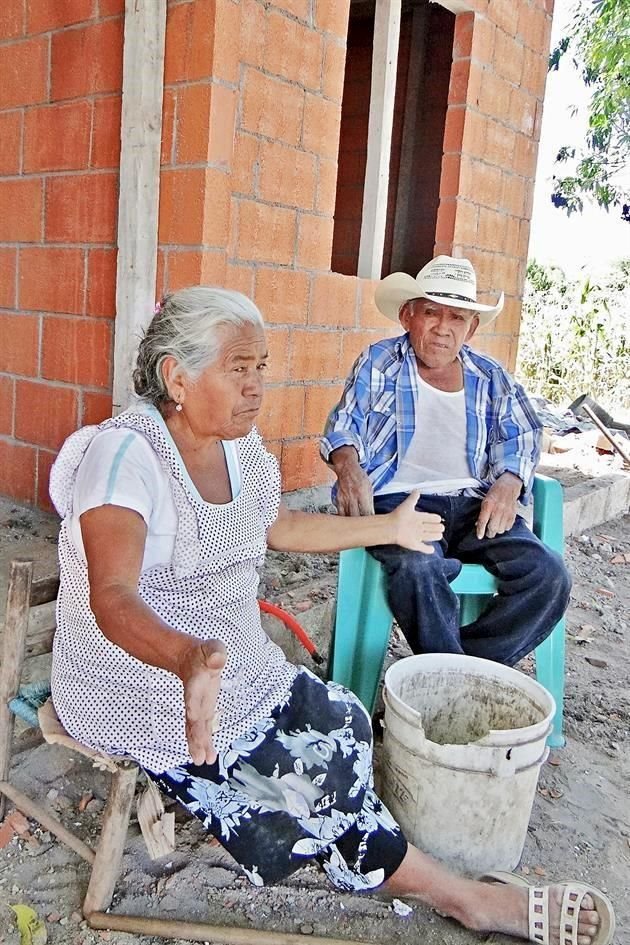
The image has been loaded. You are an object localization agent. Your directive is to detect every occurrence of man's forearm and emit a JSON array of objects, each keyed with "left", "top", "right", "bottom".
[{"left": 330, "top": 445, "right": 362, "bottom": 475}]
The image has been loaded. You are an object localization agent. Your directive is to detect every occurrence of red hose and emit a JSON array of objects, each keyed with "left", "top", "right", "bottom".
[{"left": 259, "top": 599, "right": 323, "bottom": 665}]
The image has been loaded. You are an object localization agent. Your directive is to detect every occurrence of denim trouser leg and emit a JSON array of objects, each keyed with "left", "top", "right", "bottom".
[
  {"left": 369, "top": 494, "right": 464, "bottom": 655},
  {"left": 370, "top": 492, "right": 572, "bottom": 666}
]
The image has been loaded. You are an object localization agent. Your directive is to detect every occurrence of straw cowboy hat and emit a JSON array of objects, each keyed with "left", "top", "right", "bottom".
[{"left": 374, "top": 255, "right": 504, "bottom": 328}]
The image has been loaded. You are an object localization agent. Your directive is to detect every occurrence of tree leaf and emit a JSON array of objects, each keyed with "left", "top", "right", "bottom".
[{"left": 9, "top": 905, "right": 47, "bottom": 945}]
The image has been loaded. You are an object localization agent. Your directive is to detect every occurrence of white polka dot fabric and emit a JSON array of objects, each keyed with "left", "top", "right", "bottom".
[{"left": 49, "top": 409, "right": 298, "bottom": 773}]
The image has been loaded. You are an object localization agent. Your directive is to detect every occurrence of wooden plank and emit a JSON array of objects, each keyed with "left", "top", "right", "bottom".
[
  {"left": 0, "top": 780, "right": 96, "bottom": 863},
  {"left": 30, "top": 574, "right": 59, "bottom": 607},
  {"left": 357, "top": 0, "right": 402, "bottom": 279},
  {"left": 0, "top": 560, "right": 33, "bottom": 820},
  {"left": 112, "top": 0, "right": 167, "bottom": 414}
]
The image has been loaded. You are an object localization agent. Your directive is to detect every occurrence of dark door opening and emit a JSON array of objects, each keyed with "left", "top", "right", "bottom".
[{"left": 331, "top": 0, "right": 455, "bottom": 278}]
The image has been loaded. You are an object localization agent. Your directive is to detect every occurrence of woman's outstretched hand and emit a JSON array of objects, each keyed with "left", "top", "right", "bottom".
[
  {"left": 177, "top": 639, "right": 228, "bottom": 766},
  {"left": 387, "top": 490, "right": 444, "bottom": 553}
]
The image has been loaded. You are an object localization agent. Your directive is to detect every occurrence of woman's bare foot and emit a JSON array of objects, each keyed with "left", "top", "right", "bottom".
[{"left": 384, "top": 845, "right": 603, "bottom": 944}]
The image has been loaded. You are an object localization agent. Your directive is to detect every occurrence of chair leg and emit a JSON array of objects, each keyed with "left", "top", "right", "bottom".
[
  {"left": 0, "top": 561, "right": 33, "bottom": 821},
  {"left": 82, "top": 762, "right": 138, "bottom": 917},
  {"left": 535, "top": 619, "right": 566, "bottom": 748}
]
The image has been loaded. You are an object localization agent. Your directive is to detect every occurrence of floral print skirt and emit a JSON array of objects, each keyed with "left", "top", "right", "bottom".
[{"left": 149, "top": 668, "right": 408, "bottom": 889}]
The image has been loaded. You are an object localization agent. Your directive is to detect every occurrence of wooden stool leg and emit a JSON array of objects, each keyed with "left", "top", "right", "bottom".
[
  {"left": 0, "top": 561, "right": 33, "bottom": 821},
  {"left": 82, "top": 763, "right": 138, "bottom": 917}
]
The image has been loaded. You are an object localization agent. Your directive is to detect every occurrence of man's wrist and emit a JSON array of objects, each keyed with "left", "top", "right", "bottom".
[{"left": 330, "top": 445, "right": 361, "bottom": 474}]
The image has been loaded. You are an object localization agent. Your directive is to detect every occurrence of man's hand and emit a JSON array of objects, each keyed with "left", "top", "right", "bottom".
[
  {"left": 177, "top": 639, "right": 227, "bottom": 766},
  {"left": 476, "top": 472, "right": 522, "bottom": 539},
  {"left": 330, "top": 446, "right": 374, "bottom": 516}
]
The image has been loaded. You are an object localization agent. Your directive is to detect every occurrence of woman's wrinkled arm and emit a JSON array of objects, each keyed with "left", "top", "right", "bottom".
[{"left": 81, "top": 505, "right": 226, "bottom": 764}]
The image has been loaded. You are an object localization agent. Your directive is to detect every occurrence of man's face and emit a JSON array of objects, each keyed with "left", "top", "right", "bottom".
[{"left": 400, "top": 298, "right": 479, "bottom": 368}]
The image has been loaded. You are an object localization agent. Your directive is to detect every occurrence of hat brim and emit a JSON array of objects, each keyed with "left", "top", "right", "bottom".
[{"left": 374, "top": 273, "right": 504, "bottom": 327}]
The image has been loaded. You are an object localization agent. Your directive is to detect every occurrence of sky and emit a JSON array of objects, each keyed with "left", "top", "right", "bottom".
[{"left": 528, "top": 0, "right": 629, "bottom": 276}]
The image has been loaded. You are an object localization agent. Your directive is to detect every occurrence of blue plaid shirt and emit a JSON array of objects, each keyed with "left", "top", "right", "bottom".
[{"left": 321, "top": 334, "right": 542, "bottom": 504}]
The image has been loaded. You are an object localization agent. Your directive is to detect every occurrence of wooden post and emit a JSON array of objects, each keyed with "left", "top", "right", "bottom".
[
  {"left": 112, "top": 0, "right": 167, "bottom": 414},
  {"left": 0, "top": 560, "right": 33, "bottom": 821},
  {"left": 82, "top": 763, "right": 138, "bottom": 916},
  {"left": 357, "top": 0, "right": 402, "bottom": 279}
]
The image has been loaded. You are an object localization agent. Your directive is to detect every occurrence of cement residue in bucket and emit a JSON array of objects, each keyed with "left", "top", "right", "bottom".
[{"left": 398, "top": 671, "right": 545, "bottom": 745}]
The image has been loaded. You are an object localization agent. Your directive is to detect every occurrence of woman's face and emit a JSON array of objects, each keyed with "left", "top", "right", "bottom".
[{"left": 170, "top": 323, "right": 268, "bottom": 440}]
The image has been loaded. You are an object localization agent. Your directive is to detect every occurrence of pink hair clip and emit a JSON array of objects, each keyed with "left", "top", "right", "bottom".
[{"left": 153, "top": 299, "right": 162, "bottom": 315}]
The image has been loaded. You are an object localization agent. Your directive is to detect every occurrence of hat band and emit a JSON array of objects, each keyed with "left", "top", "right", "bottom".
[{"left": 426, "top": 291, "right": 477, "bottom": 304}]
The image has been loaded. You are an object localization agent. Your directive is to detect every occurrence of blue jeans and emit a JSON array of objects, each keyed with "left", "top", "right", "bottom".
[{"left": 369, "top": 493, "right": 571, "bottom": 666}]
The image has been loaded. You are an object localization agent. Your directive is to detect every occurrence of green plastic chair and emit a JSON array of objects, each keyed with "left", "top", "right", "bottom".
[{"left": 328, "top": 474, "right": 566, "bottom": 747}]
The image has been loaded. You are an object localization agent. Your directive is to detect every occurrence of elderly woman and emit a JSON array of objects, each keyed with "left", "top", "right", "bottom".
[{"left": 49, "top": 288, "right": 612, "bottom": 945}]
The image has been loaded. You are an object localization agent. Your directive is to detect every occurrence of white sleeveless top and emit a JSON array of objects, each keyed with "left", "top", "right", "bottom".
[
  {"left": 49, "top": 407, "right": 298, "bottom": 773},
  {"left": 377, "top": 373, "right": 480, "bottom": 496}
]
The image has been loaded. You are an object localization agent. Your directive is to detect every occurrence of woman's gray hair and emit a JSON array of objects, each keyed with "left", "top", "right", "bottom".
[{"left": 133, "top": 286, "right": 264, "bottom": 406}]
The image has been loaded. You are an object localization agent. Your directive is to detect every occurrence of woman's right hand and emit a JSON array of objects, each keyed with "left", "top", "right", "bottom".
[
  {"left": 387, "top": 490, "right": 444, "bottom": 553},
  {"left": 177, "top": 639, "right": 228, "bottom": 766}
]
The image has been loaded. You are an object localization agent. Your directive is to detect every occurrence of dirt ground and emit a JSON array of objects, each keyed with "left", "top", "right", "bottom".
[{"left": 0, "top": 502, "right": 628, "bottom": 945}]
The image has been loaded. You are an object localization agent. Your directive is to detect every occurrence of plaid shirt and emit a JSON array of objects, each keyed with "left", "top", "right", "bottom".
[{"left": 321, "top": 334, "right": 542, "bottom": 504}]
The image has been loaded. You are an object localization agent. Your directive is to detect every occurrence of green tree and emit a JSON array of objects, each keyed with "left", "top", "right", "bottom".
[{"left": 549, "top": 0, "right": 630, "bottom": 220}]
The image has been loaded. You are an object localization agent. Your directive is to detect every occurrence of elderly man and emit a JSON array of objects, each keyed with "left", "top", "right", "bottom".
[{"left": 321, "top": 255, "right": 571, "bottom": 665}]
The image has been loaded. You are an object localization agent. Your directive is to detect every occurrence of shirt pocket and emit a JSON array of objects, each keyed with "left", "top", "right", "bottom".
[{"left": 366, "top": 387, "right": 396, "bottom": 445}]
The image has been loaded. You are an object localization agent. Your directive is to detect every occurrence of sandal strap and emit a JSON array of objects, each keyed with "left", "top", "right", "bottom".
[
  {"left": 529, "top": 886, "right": 550, "bottom": 944},
  {"left": 560, "top": 885, "right": 585, "bottom": 945}
]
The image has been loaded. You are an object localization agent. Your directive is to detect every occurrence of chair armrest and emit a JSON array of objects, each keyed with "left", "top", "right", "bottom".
[{"left": 532, "top": 474, "right": 564, "bottom": 554}]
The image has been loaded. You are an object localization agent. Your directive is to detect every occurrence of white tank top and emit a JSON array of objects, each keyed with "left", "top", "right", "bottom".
[{"left": 377, "top": 373, "right": 481, "bottom": 496}]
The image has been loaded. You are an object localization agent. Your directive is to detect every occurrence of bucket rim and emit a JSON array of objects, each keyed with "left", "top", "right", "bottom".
[{"left": 383, "top": 653, "right": 556, "bottom": 743}]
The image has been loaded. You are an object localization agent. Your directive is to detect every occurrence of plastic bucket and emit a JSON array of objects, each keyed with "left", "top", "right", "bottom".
[{"left": 381, "top": 653, "right": 555, "bottom": 874}]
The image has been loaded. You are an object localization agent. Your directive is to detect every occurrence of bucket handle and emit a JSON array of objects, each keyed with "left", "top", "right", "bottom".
[{"left": 489, "top": 742, "right": 549, "bottom": 778}]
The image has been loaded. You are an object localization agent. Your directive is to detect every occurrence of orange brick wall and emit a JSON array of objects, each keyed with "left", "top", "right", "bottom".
[
  {"left": 0, "top": 0, "right": 554, "bottom": 508},
  {"left": 0, "top": 0, "right": 121, "bottom": 507}
]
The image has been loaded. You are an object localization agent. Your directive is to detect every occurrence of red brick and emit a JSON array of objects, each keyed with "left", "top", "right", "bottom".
[
  {"left": 41, "top": 316, "right": 111, "bottom": 388},
  {"left": 443, "top": 106, "right": 465, "bottom": 152},
  {"left": 51, "top": 20, "right": 123, "bottom": 100},
  {"left": 517, "top": 3, "right": 548, "bottom": 53},
  {"left": 272, "top": 0, "right": 309, "bottom": 20},
  {"left": 0, "top": 439, "right": 36, "bottom": 503},
  {"left": 164, "top": 250, "right": 201, "bottom": 291},
  {"left": 231, "top": 132, "right": 259, "bottom": 196},
  {"left": 314, "top": 0, "right": 350, "bottom": 37},
  {"left": 212, "top": 0, "right": 240, "bottom": 84},
  {"left": 224, "top": 264, "right": 255, "bottom": 297},
  {"left": 207, "top": 84, "right": 237, "bottom": 168},
  {"left": 0, "top": 376, "right": 14, "bottom": 435},
  {"left": 254, "top": 268, "right": 310, "bottom": 325},
  {"left": 453, "top": 12, "right": 474, "bottom": 59},
  {"left": 161, "top": 88, "right": 175, "bottom": 166},
  {"left": 257, "top": 385, "right": 304, "bottom": 440},
  {"left": 0, "top": 249, "right": 17, "bottom": 309},
  {"left": 513, "top": 133, "right": 538, "bottom": 178},
  {"left": 87, "top": 248, "right": 117, "bottom": 318},
  {"left": 3, "top": 166, "right": 48, "bottom": 239},
  {"left": 15, "top": 379, "right": 79, "bottom": 449},
  {"left": 296, "top": 214, "right": 334, "bottom": 270},
  {"left": 27, "top": 0, "right": 93, "bottom": 33},
  {"left": 439, "top": 153, "right": 462, "bottom": 200},
  {"left": 322, "top": 38, "right": 346, "bottom": 103},
  {"left": 510, "top": 87, "right": 537, "bottom": 136},
  {"left": 522, "top": 46, "right": 549, "bottom": 97},
  {"left": 303, "top": 383, "right": 342, "bottom": 435},
  {"left": 91, "top": 95, "right": 122, "bottom": 168},
  {"left": 281, "top": 437, "right": 331, "bottom": 492},
  {"left": 258, "top": 140, "right": 317, "bottom": 210},
  {"left": 239, "top": 0, "right": 267, "bottom": 69},
  {"left": 45, "top": 174, "right": 118, "bottom": 244},
  {"left": 453, "top": 199, "right": 480, "bottom": 244},
  {"left": 478, "top": 71, "right": 512, "bottom": 121},
  {"left": 471, "top": 16, "right": 495, "bottom": 63},
  {"left": 242, "top": 69, "right": 304, "bottom": 146},
  {"left": 358, "top": 279, "right": 392, "bottom": 330},
  {"left": 200, "top": 251, "right": 228, "bottom": 287},
  {"left": 98, "top": 0, "right": 124, "bottom": 15},
  {"left": 36, "top": 447, "right": 56, "bottom": 513},
  {"left": 303, "top": 94, "right": 341, "bottom": 159},
  {"left": 164, "top": 0, "right": 217, "bottom": 84},
  {"left": 175, "top": 83, "right": 211, "bottom": 165},
  {"left": 316, "top": 158, "right": 338, "bottom": 215},
  {"left": 202, "top": 169, "right": 231, "bottom": 247},
  {"left": 341, "top": 330, "right": 380, "bottom": 370},
  {"left": 493, "top": 29, "right": 524, "bottom": 85},
  {"left": 265, "top": 11, "right": 323, "bottom": 91},
  {"left": 477, "top": 207, "right": 508, "bottom": 251},
  {"left": 236, "top": 200, "right": 298, "bottom": 266},
  {"left": 435, "top": 198, "right": 456, "bottom": 245},
  {"left": 487, "top": 0, "right": 518, "bottom": 37},
  {"left": 448, "top": 59, "right": 471, "bottom": 107},
  {"left": 81, "top": 390, "right": 113, "bottom": 426},
  {"left": 501, "top": 173, "right": 526, "bottom": 217},
  {"left": 0, "top": 314, "right": 39, "bottom": 375},
  {"left": 24, "top": 101, "right": 91, "bottom": 172},
  {"left": 158, "top": 168, "right": 204, "bottom": 245},
  {"left": 0, "top": 111, "right": 22, "bottom": 174},
  {"left": 474, "top": 334, "right": 512, "bottom": 368},
  {"left": 290, "top": 329, "right": 341, "bottom": 381},
  {"left": 484, "top": 120, "right": 516, "bottom": 168},
  {"left": 19, "top": 247, "right": 85, "bottom": 314},
  {"left": 309, "top": 272, "right": 356, "bottom": 327},
  {"left": 266, "top": 327, "right": 291, "bottom": 383},
  {"left": 0, "top": 0, "right": 25, "bottom": 39},
  {"left": 0, "top": 37, "right": 47, "bottom": 109}
]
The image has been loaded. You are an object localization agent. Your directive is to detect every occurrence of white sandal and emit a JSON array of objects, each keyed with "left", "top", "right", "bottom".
[{"left": 479, "top": 872, "right": 616, "bottom": 945}]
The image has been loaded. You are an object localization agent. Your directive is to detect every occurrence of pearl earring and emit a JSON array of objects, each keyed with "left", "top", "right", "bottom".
[{"left": 175, "top": 402, "right": 183, "bottom": 412}]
